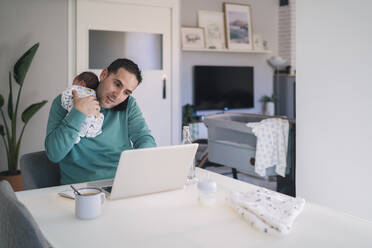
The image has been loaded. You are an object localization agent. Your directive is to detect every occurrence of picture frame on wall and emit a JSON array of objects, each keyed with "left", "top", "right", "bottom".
[
  {"left": 198, "top": 10, "right": 226, "bottom": 49},
  {"left": 223, "top": 3, "right": 253, "bottom": 50},
  {"left": 181, "top": 26, "right": 206, "bottom": 49}
]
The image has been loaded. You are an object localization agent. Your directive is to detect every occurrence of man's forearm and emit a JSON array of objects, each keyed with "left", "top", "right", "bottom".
[
  {"left": 45, "top": 96, "right": 86, "bottom": 162},
  {"left": 132, "top": 134, "right": 156, "bottom": 149},
  {"left": 128, "top": 97, "right": 157, "bottom": 149}
]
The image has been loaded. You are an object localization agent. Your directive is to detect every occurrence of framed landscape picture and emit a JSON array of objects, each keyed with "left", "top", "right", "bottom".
[
  {"left": 224, "top": 3, "right": 253, "bottom": 50},
  {"left": 181, "top": 26, "right": 205, "bottom": 49},
  {"left": 198, "top": 10, "right": 226, "bottom": 49}
]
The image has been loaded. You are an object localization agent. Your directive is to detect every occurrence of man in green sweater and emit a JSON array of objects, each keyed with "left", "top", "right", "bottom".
[{"left": 45, "top": 59, "right": 156, "bottom": 184}]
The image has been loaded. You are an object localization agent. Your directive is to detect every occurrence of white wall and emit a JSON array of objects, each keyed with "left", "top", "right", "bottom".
[
  {"left": 297, "top": 0, "right": 372, "bottom": 220},
  {"left": 0, "top": 0, "right": 68, "bottom": 172},
  {"left": 180, "top": 0, "right": 278, "bottom": 114}
]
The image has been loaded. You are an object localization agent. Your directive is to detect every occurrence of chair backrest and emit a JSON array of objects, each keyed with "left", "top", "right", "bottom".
[
  {"left": 20, "top": 151, "right": 60, "bottom": 190},
  {"left": 0, "top": 180, "right": 51, "bottom": 248}
]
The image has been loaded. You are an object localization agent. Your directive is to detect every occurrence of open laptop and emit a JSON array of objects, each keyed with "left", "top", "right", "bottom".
[{"left": 97, "top": 144, "right": 198, "bottom": 200}]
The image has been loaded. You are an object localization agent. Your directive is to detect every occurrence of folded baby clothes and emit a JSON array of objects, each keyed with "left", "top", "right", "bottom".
[
  {"left": 61, "top": 85, "right": 104, "bottom": 143},
  {"left": 227, "top": 189, "right": 305, "bottom": 236},
  {"left": 246, "top": 118, "right": 289, "bottom": 177}
]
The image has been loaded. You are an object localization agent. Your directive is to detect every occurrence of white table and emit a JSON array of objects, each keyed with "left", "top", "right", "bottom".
[{"left": 16, "top": 168, "right": 372, "bottom": 247}]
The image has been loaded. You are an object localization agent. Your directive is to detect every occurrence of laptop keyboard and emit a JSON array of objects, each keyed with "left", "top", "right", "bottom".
[{"left": 87, "top": 179, "right": 114, "bottom": 188}]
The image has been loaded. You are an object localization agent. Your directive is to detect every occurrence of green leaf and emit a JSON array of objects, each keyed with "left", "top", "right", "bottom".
[
  {"left": 260, "top": 96, "right": 271, "bottom": 103},
  {"left": 13, "top": 43, "right": 40, "bottom": 85},
  {"left": 260, "top": 94, "right": 278, "bottom": 103},
  {"left": 21, "top": 100, "right": 47, "bottom": 124},
  {"left": 7, "top": 72, "right": 13, "bottom": 120},
  {"left": 0, "top": 94, "right": 4, "bottom": 108},
  {"left": 0, "top": 125, "right": 4, "bottom": 136}
]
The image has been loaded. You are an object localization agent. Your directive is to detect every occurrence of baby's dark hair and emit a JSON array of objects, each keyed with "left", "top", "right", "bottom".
[{"left": 74, "top": 71, "right": 99, "bottom": 90}]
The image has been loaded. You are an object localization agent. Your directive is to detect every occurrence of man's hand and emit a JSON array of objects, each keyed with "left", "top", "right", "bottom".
[{"left": 72, "top": 90, "right": 100, "bottom": 116}]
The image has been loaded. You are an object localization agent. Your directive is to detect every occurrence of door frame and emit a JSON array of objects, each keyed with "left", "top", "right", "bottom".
[{"left": 67, "top": 0, "right": 181, "bottom": 144}]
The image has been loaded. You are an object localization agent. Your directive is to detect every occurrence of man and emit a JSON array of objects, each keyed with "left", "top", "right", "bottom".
[{"left": 45, "top": 59, "right": 156, "bottom": 184}]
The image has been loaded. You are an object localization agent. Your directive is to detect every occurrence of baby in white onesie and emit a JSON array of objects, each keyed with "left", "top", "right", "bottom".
[{"left": 61, "top": 72, "right": 104, "bottom": 143}]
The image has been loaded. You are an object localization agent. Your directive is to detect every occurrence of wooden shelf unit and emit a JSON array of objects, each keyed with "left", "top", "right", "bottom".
[{"left": 182, "top": 47, "right": 271, "bottom": 54}]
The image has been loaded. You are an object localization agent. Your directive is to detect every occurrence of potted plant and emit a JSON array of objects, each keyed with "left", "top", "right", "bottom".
[
  {"left": 182, "top": 104, "right": 196, "bottom": 127},
  {"left": 0, "top": 43, "right": 47, "bottom": 191},
  {"left": 260, "top": 94, "right": 277, "bottom": 116}
]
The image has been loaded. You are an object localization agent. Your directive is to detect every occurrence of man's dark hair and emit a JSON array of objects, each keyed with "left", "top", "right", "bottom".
[
  {"left": 107, "top": 58, "right": 142, "bottom": 84},
  {"left": 75, "top": 71, "right": 99, "bottom": 90},
  {"left": 106, "top": 58, "right": 142, "bottom": 111}
]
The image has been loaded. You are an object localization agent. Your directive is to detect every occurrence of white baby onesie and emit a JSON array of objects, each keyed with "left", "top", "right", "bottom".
[{"left": 61, "top": 85, "right": 104, "bottom": 143}]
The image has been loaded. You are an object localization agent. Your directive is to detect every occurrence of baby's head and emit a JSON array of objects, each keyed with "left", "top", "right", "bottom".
[{"left": 73, "top": 71, "right": 99, "bottom": 90}]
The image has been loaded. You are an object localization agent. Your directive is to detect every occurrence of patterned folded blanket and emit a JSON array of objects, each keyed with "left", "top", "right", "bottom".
[{"left": 227, "top": 188, "right": 305, "bottom": 236}]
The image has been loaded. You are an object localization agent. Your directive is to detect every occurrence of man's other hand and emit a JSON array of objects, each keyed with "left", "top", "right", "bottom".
[{"left": 72, "top": 90, "right": 100, "bottom": 116}]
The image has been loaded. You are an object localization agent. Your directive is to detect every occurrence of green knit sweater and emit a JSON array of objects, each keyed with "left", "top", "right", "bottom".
[{"left": 45, "top": 95, "right": 156, "bottom": 184}]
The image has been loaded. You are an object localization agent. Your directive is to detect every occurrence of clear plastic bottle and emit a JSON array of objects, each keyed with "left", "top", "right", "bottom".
[
  {"left": 182, "top": 125, "right": 197, "bottom": 184},
  {"left": 197, "top": 174, "right": 217, "bottom": 206}
]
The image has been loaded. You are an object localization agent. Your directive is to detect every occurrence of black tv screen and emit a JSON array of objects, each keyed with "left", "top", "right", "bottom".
[{"left": 193, "top": 66, "right": 254, "bottom": 110}]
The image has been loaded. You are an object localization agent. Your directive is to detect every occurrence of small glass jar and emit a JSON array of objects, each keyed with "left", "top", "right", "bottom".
[
  {"left": 181, "top": 125, "right": 197, "bottom": 184},
  {"left": 197, "top": 178, "right": 217, "bottom": 206}
]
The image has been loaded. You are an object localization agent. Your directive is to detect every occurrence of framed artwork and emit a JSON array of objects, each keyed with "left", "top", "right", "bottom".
[
  {"left": 181, "top": 26, "right": 205, "bottom": 49},
  {"left": 224, "top": 3, "right": 253, "bottom": 50},
  {"left": 198, "top": 10, "right": 226, "bottom": 49}
]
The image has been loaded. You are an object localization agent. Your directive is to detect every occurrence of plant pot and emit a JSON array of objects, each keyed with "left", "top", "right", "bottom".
[
  {"left": 262, "top": 102, "right": 275, "bottom": 116},
  {"left": 266, "top": 102, "right": 275, "bottom": 115},
  {"left": 0, "top": 170, "right": 24, "bottom": 191}
]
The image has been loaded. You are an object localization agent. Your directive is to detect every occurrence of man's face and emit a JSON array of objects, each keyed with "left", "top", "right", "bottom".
[{"left": 96, "top": 67, "right": 139, "bottom": 109}]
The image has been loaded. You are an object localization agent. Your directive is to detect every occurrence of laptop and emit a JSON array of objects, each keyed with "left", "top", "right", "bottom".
[{"left": 98, "top": 144, "right": 198, "bottom": 200}]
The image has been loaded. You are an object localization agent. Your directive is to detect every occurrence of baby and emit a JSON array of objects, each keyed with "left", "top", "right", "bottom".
[{"left": 61, "top": 71, "right": 104, "bottom": 144}]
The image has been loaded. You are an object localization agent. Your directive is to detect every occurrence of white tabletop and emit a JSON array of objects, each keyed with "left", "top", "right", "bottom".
[{"left": 16, "top": 168, "right": 372, "bottom": 248}]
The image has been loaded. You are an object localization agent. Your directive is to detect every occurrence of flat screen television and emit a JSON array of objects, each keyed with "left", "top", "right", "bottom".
[{"left": 193, "top": 66, "right": 254, "bottom": 110}]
